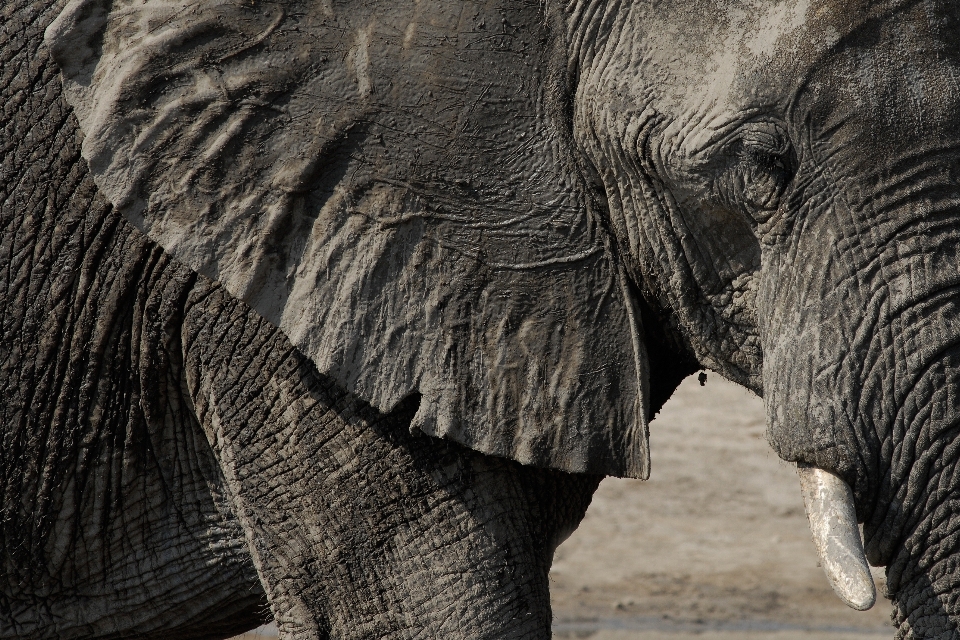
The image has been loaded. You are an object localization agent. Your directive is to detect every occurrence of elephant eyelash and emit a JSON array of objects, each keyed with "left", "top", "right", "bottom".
[{"left": 749, "top": 148, "right": 792, "bottom": 175}]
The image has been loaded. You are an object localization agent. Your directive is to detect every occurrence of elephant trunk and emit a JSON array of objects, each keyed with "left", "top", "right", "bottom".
[
  {"left": 763, "top": 204, "right": 960, "bottom": 634},
  {"left": 758, "top": 59, "right": 960, "bottom": 630},
  {"left": 760, "top": 177, "right": 960, "bottom": 633},
  {"left": 879, "top": 465, "right": 960, "bottom": 638},
  {"left": 858, "top": 343, "right": 960, "bottom": 638}
]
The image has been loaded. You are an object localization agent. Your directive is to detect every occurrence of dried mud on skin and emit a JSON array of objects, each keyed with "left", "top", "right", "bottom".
[{"left": 232, "top": 376, "right": 893, "bottom": 639}]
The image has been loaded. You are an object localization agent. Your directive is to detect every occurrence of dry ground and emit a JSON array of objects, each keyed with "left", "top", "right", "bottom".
[{"left": 231, "top": 375, "right": 894, "bottom": 639}]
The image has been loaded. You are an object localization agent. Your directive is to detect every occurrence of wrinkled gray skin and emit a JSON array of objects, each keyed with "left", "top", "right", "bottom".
[
  {"left": 1, "top": 3, "right": 605, "bottom": 639},
  {"left": 4, "top": 0, "right": 960, "bottom": 639}
]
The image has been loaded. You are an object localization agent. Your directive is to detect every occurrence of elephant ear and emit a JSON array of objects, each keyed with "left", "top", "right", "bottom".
[{"left": 46, "top": 0, "right": 652, "bottom": 478}]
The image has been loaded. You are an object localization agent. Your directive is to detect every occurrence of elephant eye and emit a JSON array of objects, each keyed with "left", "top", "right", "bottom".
[
  {"left": 751, "top": 148, "right": 791, "bottom": 178},
  {"left": 721, "top": 127, "right": 796, "bottom": 224}
]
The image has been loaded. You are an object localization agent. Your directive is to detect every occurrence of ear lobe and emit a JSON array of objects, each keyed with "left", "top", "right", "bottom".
[
  {"left": 47, "top": 0, "right": 652, "bottom": 478},
  {"left": 406, "top": 239, "right": 652, "bottom": 478}
]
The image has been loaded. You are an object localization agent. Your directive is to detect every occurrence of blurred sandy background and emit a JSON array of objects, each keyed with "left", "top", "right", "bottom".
[{"left": 232, "top": 375, "right": 893, "bottom": 639}]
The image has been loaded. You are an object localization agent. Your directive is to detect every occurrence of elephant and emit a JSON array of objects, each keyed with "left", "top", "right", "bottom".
[
  {"left": 4, "top": 0, "right": 960, "bottom": 637},
  {"left": 1, "top": 3, "right": 608, "bottom": 639}
]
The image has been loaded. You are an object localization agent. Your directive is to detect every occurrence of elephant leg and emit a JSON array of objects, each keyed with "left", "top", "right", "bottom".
[
  {"left": 0, "top": 164, "right": 269, "bottom": 639},
  {"left": 0, "top": 195, "right": 269, "bottom": 638},
  {"left": 181, "top": 282, "right": 601, "bottom": 640}
]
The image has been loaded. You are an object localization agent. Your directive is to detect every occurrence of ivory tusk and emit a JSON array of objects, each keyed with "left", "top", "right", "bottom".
[{"left": 797, "top": 463, "right": 876, "bottom": 611}]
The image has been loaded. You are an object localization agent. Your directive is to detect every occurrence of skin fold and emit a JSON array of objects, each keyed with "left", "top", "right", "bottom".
[{"left": 4, "top": 0, "right": 960, "bottom": 638}]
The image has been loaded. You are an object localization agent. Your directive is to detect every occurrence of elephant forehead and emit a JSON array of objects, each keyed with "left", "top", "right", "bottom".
[{"left": 585, "top": 0, "right": 916, "bottom": 124}]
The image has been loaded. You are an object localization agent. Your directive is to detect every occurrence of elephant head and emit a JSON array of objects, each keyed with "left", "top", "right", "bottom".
[
  {"left": 569, "top": 0, "right": 960, "bottom": 630},
  {"left": 45, "top": 0, "right": 960, "bottom": 635}
]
